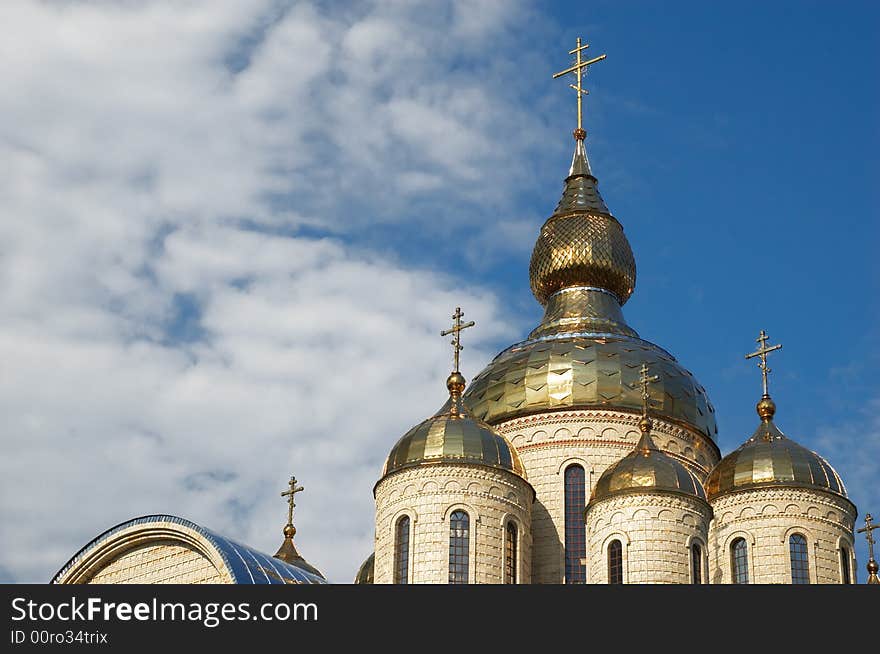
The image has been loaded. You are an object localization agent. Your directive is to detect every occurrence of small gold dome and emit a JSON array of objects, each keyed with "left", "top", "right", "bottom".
[
  {"left": 589, "top": 430, "right": 707, "bottom": 504},
  {"left": 381, "top": 399, "right": 527, "bottom": 480},
  {"left": 354, "top": 553, "right": 374, "bottom": 584},
  {"left": 705, "top": 403, "right": 847, "bottom": 501},
  {"left": 529, "top": 139, "right": 636, "bottom": 306}
]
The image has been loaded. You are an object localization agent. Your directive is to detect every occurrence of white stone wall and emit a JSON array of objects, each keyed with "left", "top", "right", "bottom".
[
  {"left": 493, "top": 409, "right": 719, "bottom": 583},
  {"left": 708, "top": 487, "right": 857, "bottom": 584},
  {"left": 373, "top": 464, "right": 532, "bottom": 584},
  {"left": 585, "top": 492, "right": 711, "bottom": 584}
]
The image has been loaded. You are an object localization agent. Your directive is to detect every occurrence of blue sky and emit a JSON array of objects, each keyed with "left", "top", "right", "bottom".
[{"left": 0, "top": 0, "right": 876, "bottom": 583}]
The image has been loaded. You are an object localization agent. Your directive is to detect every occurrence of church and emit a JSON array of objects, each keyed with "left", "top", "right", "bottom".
[{"left": 52, "top": 39, "right": 878, "bottom": 586}]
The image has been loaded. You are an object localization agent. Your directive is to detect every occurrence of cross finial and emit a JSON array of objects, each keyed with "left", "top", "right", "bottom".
[
  {"left": 440, "top": 307, "right": 475, "bottom": 373},
  {"left": 745, "top": 330, "right": 782, "bottom": 398},
  {"left": 280, "top": 475, "right": 304, "bottom": 534},
  {"left": 632, "top": 363, "right": 660, "bottom": 419},
  {"left": 858, "top": 513, "right": 880, "bottom": 584},
  {"left": 552, "top": 36, "right": 606, "bottom": 138}
]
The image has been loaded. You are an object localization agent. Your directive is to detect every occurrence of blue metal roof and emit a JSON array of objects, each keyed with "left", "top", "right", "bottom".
[{"left": 51, "top": 514, "right": 328, "bottom": 585}]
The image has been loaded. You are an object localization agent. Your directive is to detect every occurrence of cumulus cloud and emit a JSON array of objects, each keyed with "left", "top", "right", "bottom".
[{"left": 0, "top": 0, "right": 549, "bottom": 582}]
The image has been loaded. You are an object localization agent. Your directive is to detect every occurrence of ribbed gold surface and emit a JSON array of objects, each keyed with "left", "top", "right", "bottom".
[
  {"left": 354, "top": 553, "right": 374, "bottom": 584},
  {"left": 382, "top": 404, "right": 526, "bottom": 479},
  {"left": 705, "top": 420, "right": 847, "bottom": 500},
  {"left": 461, "top": 335, "right": 717, "bottom": 440},
  {"left": 590, "top": 435, "right": 707, "bottom": 503},
  {"left": 530, "top": 212, "right": 636, "bottom": 306}
]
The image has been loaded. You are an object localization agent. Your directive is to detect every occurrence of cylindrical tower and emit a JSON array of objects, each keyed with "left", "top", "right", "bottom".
[{"left": 374, "top": 369, "right": 533, "bottom": 584}]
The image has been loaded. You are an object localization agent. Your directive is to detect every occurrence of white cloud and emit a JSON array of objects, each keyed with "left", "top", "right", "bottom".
[{"left": 0, "top": 0, "right": 541, "bottom": 582}]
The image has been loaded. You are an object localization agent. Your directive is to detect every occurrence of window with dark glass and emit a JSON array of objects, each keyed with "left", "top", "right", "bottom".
[
  {"left": 607, "top": 539, "right": 623, "bottom": 584},
  {"left": 731, "top": 538, "right": 749, "bottom": 584},
  {"left": 393, "top": 515, "right": 410, "bottom": 584},
  {"left": 789, "top": 533, "right": 810, "bottom": 585},
  {"left": 840, "top": 546, "right": 851, "bottom": 584},
  {"left": 691, "top": 543, "right": 703, "bottom": 584},
  {"left": 505, "top": 521, "right": 518, "bottom": 584},
  {"left": 564, "top": 464, "right": 586, "bottom": 584},
  {"left": 448, "top": 510, "right": 470, "bottom": 584}
]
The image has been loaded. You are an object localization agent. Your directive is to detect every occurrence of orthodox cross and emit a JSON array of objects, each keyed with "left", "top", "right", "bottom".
[
  {"left": 281, "top": 476, "right": 304, "bottom": 528},
  {"left": 745, "top": 330, "right": 782, "bottom": 397},
  {"left": 440, "top": 307, "right": 475, "bottom": 373},
  {"left": 552, "top": 36, "right": 606, "bottom": 133},
  {"left": 858, "top": 513, "right": 877, "bottom": 563},
  {"left": 632, "top": 363, "right": 660, "bottom": 417}
]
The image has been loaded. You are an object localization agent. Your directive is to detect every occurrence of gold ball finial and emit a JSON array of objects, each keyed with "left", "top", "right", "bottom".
[
  {"left": 446, "top": 371, "right": 466, "bottom": 394},
  {"left": 638, "top": 415, "right": 653, "bottom": 435},
  {"left": 756, "top": 395, "right": 776, "bottom": 422},
  {"left": 284, "top": 524, "right": 297, "bottom": 539},
  {"left": 573, "top": 127, "right": 586, "bottom": 141}
]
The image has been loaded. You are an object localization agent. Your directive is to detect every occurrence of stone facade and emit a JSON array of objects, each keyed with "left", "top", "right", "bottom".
[
  {"left": 708, "top": 487, "right": 858, "bottom": 584},
  {"left": 492, "top": 409, "right": 719, "bottom": 583},
  {"left": 585, "top": 491, "right": 712, "bottom": 584},
  {"left": 373, "top": 463, "right": 533, "bottom": 584}
]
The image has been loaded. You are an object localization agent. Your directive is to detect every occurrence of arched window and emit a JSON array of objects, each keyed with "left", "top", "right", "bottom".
[
  {"left": 393, "top": 516, "right": 410, "bottom": 584},
  {"left": 840, "top": 546, "right": 852, "bottom": 585},
  {"left": 691, "top": 543, "right": 703, "bottom": 584},
  {"left": 505, "top": 521, "right": 518, "bottom": 584},
  {"left": 607, "top": 540, "right": 623, "bottom": 584},
  {"left": 448, "top": 510, "right": 470, "bottom": 584},
  {"left": 731, "top": 538, "right": 749, "bottom": 584},
  {"left": 789, "top": 534, "right": 810, "bottom": 585},
  {"left": 564, "top": 464, "right": 586, "bottom": 584}
]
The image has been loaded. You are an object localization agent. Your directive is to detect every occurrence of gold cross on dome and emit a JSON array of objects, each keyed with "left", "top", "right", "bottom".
[
  {"left": 281, "top": 476, "right": 304, "bottom": 528},
  {"left": 858, "top": 513, "right": 878, "bottom": 562},
  {"left": 745, "top": 330, "right": 782, "bottom": 397},
  {"left": 631, "top": 363, "right": 660, "bottom": 417},
  {"left": 440, "top": 307, "right": 475, "bottom": 373},
  {"left": 552, "top": 36, "right": 606, "bottom": 133}
]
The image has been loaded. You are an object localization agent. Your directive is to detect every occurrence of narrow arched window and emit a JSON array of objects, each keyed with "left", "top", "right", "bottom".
[
  {"left": 789, "top": 534, "right": 810, "bottom": 585},
  {"left": 607, "top": 540, "right": 623, "bottom": 584},
  {"left": 448, "top": 510, "right": 470, "bottom": 584},
  {"left": 691, "top": 543, "right": 703, "bottom": 584},
  {"left": 393, "top": 516, "right": 410, "bottom": 584},
  {"left": 505, "top": 521, "right": 518, "bottom": 584},
  {"left": 840, "top": 546, "right": 852, "bottom": 584},
  {"left": 731, "top": 538, "right": 749, "bottom": 584},
  {"left": 564, "top": 464, "right": 586, "bottom": 584}
]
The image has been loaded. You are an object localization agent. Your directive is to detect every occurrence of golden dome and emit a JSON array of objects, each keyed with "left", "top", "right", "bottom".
[
  {"left": 529, "top": 139, "right": 636, "bottom": 306},
  {"left": 589, "top": 419, "right": 707, "bottom": 504},
  {"left": 354, "top": 553, "right": 374, "bottom": 584},
  {"left": 705, "top": 398, "right": 847, "bottom": 501},
  {"left": 381, "top": 374, "right": 527, "bottom": 481},
  {"left": 459, "top": 334, "right": 717, "bottom": 442}
]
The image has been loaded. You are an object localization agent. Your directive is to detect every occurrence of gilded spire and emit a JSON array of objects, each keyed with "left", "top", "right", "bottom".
[
  {"left": 440, "top": 307, "right": 475, "bottom": 417},
  {"left": 858, "top": 513, "right": 880, "bottom": 584},
  {"left": 553, "top": 37, "right": 606, "bottom": 138},
  {"left": 745, "top": 330, "right": 782, "bottom": 424},
  {"left": 631, "top": 363, "right": 660, "bottom": 453}
]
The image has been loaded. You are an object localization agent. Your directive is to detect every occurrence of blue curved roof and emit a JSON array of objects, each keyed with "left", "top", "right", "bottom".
[{"left": 51, "top": 514, "right": 327, "bottom": 585}]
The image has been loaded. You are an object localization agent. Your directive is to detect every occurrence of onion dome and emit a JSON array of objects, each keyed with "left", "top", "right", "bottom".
[
  {"left": 459, "top": 130, "right": 716, "bottom": 443},
  {"left": 705, "top": 395, "right": 847, "bottom": 501},
  {"left": 381, "top": 371, "right": 527, "bottom": 481},
  {"left": 354, "top": 553, "right": 374, "bottom": 584},
  {"left": 273, "top": 476, "right": 325, "bottom": 579},
  {"left": 529, "top": 135, "right": 636, "bottom": 306},
  {"left": 590, "top": 415, "right": 706, "bottom": 505}
]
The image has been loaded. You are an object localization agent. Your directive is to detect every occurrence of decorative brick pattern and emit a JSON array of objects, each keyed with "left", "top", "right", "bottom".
[
  {"left": 374, "top": 465, "right": 532, "bottom": 584},
  {"left": 586, "top": 492, "right": 711, "bottom": 584},
  {"left": 708, "top": 488, "right": 857, "bottom": 584},
  {"left": 87, "top": 540, "right": 224, "bottom": 584}
]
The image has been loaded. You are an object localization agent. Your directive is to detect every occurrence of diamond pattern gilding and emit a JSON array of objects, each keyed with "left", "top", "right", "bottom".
[
  {"left": 462, "top": 335, "right": 717, "bottom": 440},
  {"left": 529, "top": 212, "right": 637, "bottom": 306}
]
